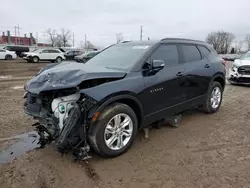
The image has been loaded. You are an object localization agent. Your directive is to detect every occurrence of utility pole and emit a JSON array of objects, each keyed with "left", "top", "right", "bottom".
[
  {"left": 14, "top": 26, "right": 17, "bottom": 45},
  {"left": 36, "top": 32, "right": 38, "bottom": 46},
  {"left": 42, "top": 33, "right": 46, "bottom": 47},
  {"left": 140, "top": 25, "right": 143, "bottom": 41},
  {"left": 14, "top": 25, "right": 22, "bottom": 45},
  {"left": 84, "top": 34, "right": 87, "bottom": 50},
  {"left": 17, "top": 24, "right": 21, "bottom": 45},
  {"left": 72, "top": 32, "right": 75, "bottom": 47}
]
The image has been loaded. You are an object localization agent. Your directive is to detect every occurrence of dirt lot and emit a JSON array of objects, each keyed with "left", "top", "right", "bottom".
[{"left": 0, "top": 59, "right": 250, "bottom": 188}]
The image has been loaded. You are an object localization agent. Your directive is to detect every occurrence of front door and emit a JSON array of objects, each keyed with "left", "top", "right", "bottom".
[
  {"left": 141, "top": 44, "right": 187, "bottom": 121},
  {"left": 40, "top": 50, "right": 51, "bottom": 60}
]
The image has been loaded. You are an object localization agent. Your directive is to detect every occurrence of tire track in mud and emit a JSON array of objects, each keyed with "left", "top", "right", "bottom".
[{"left": 80, "top": 161, "right": 103, "bottom": 188}]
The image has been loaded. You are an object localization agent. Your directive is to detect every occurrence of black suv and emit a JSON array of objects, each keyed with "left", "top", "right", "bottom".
[{"left": 24, "top": 38, "right": 226, "bottom": 159}]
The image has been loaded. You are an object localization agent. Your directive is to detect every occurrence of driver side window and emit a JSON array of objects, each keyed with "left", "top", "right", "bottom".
[
  {"left": 42, "top": 50, "right": 49, "bottom": 53},
  {"left": 150, "top": 45, "right": 179, "bottom": 66}
]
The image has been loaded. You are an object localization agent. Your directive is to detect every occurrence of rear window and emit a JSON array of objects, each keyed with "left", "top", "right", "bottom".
[
  {"left": 197, "top": 46, "right": 210, "bottom": 58},
  {"left": 182, "top": 45, "right": 201, "bottom": 63}
]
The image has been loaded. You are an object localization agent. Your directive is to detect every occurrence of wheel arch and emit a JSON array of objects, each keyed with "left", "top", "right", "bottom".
[
  {"left": 211, "top": 74, "right": 226, "bottom": 91},
  {"left": 89, "top": 94, "right": 144, "bottom": 128}
]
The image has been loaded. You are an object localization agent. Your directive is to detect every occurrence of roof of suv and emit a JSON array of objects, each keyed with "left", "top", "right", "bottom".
[{"left": 117, "top": 38, "right": 207, "bottom": 46}]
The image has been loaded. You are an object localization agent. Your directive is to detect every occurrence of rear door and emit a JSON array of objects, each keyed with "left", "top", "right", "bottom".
[
  {"left": 180, "top": 44, "right": 213, "bottom": 100},
  {"left": 49, "top": 49, "right": 60, "bottom": 60},
  {"left": 142, "top": 44, "right": 187, "bottom": 118}
]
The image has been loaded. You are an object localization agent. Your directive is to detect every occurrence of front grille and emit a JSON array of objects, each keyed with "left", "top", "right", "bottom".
[
  {"left": 234, "top": 77, "right": 250, "bottom": 83},
  {"left": 238, "top": 66, "right": 250, "bottom": 75}
]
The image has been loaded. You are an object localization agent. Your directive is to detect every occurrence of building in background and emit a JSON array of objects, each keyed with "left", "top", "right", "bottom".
[{"left": 0, "top": 31, "right": 51, "bottom": 47}]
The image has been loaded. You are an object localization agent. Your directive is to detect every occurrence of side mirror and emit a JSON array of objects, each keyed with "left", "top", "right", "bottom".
[{"left": 152, "top": 60, "right": 165, "bottom": 69}]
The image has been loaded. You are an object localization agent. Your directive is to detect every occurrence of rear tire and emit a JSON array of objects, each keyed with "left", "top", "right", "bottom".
[
  {"left": 55, "top": 57, "right": 62, "bottom": 63},
  {"left": 32, "top": 56, "right": 39, "bottom": 63},
  {"left": 5, "top": 55, "right": 12, "bottom": 60},
  {"left": 202, "top": 81, "right": 223, "bottom": 113},
  {"left": 88, "top": 103, "right": 138, "bottom": 157}
]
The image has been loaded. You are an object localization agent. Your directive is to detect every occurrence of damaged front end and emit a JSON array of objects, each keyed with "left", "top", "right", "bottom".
[
  {"left": 23, "top": 62, "right": 127, "bottom": 160},
  {"left": 24, "top": 88, "right": 97, "bottom": 160}
]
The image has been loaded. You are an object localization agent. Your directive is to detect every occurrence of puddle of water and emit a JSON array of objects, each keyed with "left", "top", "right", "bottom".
[
  {"left": 0, "top": 75, "right": 13, "bottom": 80},
  {"left": 0, "top": 131, "right": 41, "bottom": 164},
  {"left": 11, "top": 85, "right": 23, "bottom": 90}
]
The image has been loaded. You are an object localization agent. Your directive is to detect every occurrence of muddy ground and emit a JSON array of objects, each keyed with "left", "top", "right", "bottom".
[{"left": 0, "top": 59, "right": 250, "bottom": 188}]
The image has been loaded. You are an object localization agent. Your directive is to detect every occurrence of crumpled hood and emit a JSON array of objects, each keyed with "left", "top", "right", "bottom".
[
  {"left": 234, "top": 59, "right": 250, "bottom": 66},
  {"left": 26, "top": 61, "right": 127, "bottom": 94}
]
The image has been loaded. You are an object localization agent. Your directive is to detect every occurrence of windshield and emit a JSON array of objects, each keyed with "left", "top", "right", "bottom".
[
  {"left": 241, "top": 53, "right": 250, "bottom": 60},
  {"left": 86, "top": 44, "right": 151, "bottom": 70}
]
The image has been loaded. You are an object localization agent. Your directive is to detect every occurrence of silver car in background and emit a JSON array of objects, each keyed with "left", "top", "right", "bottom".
[{"left": 228, "top": 52, "right": 250, "bottom": 85}]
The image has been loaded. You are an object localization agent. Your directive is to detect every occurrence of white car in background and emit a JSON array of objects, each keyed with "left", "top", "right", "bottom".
[
  {"left": 228, "top": 51, "right": 250, "bottom": 85},
  {"left": 0, "top": 49, "right": 17, "bottom": 60},
  {"left": 23, "top": 49, "right": 65, "bottom": 63}
]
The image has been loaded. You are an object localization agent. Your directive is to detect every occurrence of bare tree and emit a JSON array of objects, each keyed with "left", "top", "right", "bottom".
[
  {"left": 59, "top": 28, "right": 71, "bottom": 47},
  {"left": 245, "top": 34, "right": 250, "bottom": 51},
  {"left": 45, "top": 28, "right": 57, "bottom": 47},
  {"left": 233, "top": 40, "right": 244, "bottom": 54},
  {"left": 85, "top": 41, "right": 96, "bottom": 50},
  {"left": 116, "top": 33, "right": 123, "bottom": 43},
  {"left": 206, "top": 30, "right": 235, "bottom": 54}
]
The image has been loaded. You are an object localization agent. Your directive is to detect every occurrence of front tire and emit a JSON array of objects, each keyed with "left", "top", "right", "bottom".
[
  {"left": 202, "top": 81, "right": 223, "bottom": 113},
  {"left": 89, "top": 103, "right": 138, "bottom": 157},
  {"left": 5, "top": 55, "right": 12, "bottom": 60},
  {"left": 32, "top": 56, "right": 39, "bottom": 63}
]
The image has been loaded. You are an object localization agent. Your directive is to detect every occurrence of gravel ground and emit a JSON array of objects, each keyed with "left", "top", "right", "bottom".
[{"left": 0, "top": 60, "right": 250, "bottom": 188}]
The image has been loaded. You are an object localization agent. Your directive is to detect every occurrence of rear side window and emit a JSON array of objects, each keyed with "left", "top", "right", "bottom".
[
  {"left": 197, "top": 46, "right": 210, "bottom": 58},
  {"left": 182, "top": 45, "right": 201, "bottom": 63},
  {"left": 42, "top": 50, "right": 49, "bottom": 53},
  {"left": 151, "top": 45, "right": 179, "bottom": 66}
]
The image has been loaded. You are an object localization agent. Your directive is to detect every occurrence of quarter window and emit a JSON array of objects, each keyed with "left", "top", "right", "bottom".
[
  {"left": 49, "top": 50, "right": 60, "bottom": 53},
  {"left": 197, "top": 46, "right": 210, "bottom": 58},
  {"left": 151, "top": 45, "right": 179, "bottom": 66},
  {"left": 182, "top": 45, "right": 201, "bottom": 63}
]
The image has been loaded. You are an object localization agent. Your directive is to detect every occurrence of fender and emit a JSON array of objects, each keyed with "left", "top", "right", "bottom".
[
  {"left": 87, "top": 93, "right": 144, "bottom": 123},
  {"left": 210, "top": 73, "right": 226, "bottom": 91}
]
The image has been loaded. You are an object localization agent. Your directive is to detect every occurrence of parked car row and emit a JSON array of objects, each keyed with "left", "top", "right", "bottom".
[
  {"left": 74, "top": 50, "right": 100, "bottom": 63},
  {"left": 22, "top": 48, "right": 66, "bottom": 63},
  {"left": 0, "top": 49, "right": 17, "bottom": 60}
]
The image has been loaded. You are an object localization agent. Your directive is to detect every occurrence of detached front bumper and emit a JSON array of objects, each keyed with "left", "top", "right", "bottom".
[
  {"left": 23, "top": 56, "right": 32, "bottom": 61},
  {"left": 228, "top": 69, "right": 250, "bottom": 85}
]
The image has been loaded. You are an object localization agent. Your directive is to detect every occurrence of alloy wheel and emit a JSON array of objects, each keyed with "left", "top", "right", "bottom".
[
  {"left": 104, "top": 113, "right": 133, "bottom": 151},
  {"left": 210, "top": 86, "right": 221, "bottom": 109}
]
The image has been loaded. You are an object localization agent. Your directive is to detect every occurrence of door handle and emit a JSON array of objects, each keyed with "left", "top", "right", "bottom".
[
  {"left": 176, "top": 72, "right": 184, "bottom": 76},
  {"left": 204, "top": 64, "right": 211, "bottom": 68}
]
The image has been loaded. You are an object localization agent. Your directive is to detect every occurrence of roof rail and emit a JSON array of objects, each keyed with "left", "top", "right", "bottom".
[
  {"left": 121, "top": 40, "right": 132, "bottom": 43},
  {"left": 160, "top": 38, "right": 204, "bottom": 43}
]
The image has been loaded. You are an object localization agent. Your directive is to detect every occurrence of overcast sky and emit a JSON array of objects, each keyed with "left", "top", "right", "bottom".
[{"left": 1, "top": 0, "right": 250, "bottom": 47}]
